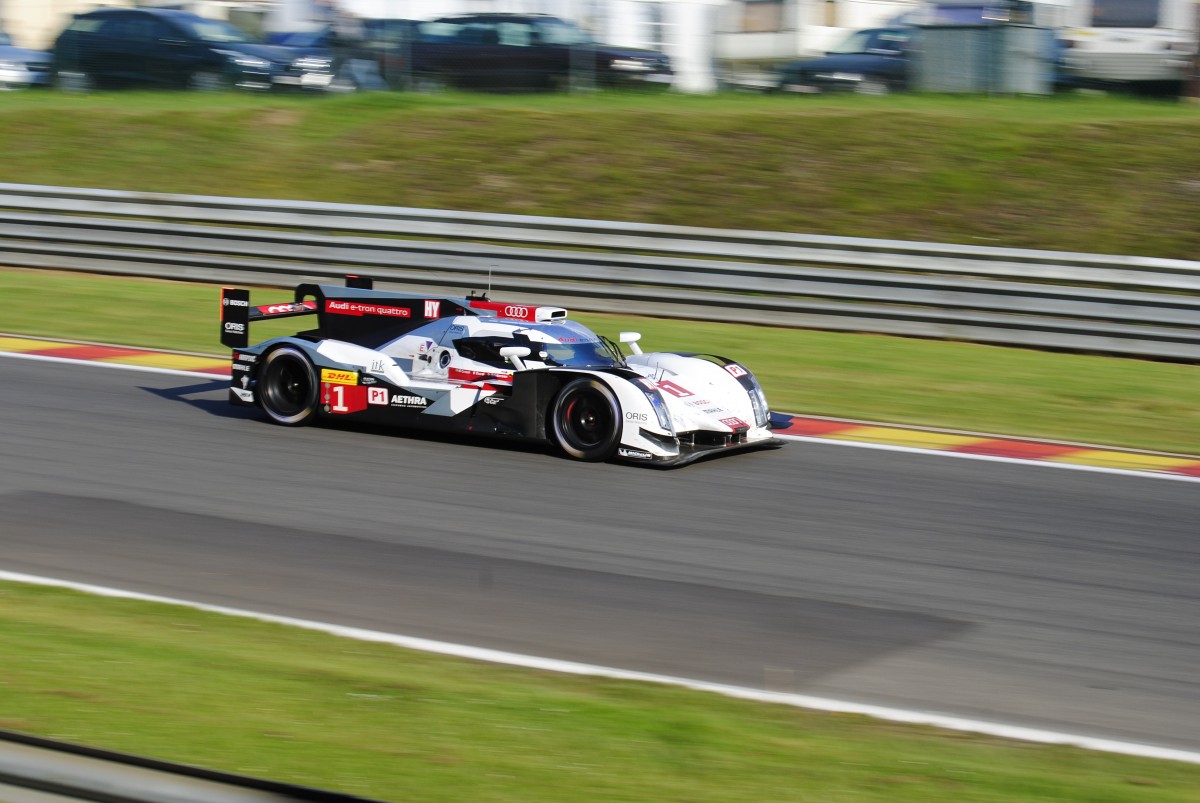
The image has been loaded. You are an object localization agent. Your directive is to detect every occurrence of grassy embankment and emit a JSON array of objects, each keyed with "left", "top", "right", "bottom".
[
  {"left": 1, "top": 91, "right": 1199, "bottom": 800},
  {"left": 4, "top": 580, "right": 1200, "bottom": 802}
]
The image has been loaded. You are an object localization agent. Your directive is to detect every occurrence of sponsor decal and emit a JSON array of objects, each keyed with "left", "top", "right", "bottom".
[
  {"left": 424, "top": 300, "right": 441, "bottom": 318},
  {"left": 236, "top": 353, "right": 257, "bottom": 363},
  {"left": 657, "top": 380, "right": 693, "bottom": 398},
  {"left": 448, "top": 324, "right": 466, "bottom": 335},
  {"left": 369, "top": 359, "right": 389, "bottom": 373},
  {"left": 320, "top": 369, "right": 357, "bottom": 386},
  {"left": 685, "top": 398, "right": 713, "bottom": 408},
  {"left": 449, "top": 367, "right": 513, "bottom": 383},
  {"left": 703, "top": 406, "right": 724, "bottom": 414},
  {"left": 617, "top": 447, "right": 654, "bottom": 460},
  {"left": 231, "top": 388, "right": 254, "bottom": 402},
  {"left": 625, "top": 411, "right": 648, "bottom": 423},
  {"left": 724, "top": 364, "right": 749, "bottom": 379},
  {"left": 483, "top": 396, "right": 502, "bottom": 405},
  {"left": 323, "top": 383, "right": 367, "bottom": 414},
  {"left": 223, "top": 297, "right": 249, "bottom": 307},
  {"left": 367, "top": 387, "right": 389, "bottom": 406},
  {"left": 503, "top": 305, "right": 530, "bottom": 319},
  {"left": 223, "top": 322, "right": 245, "bottom": 334},
  {"left": 361, "top": 376, "right": 377, "bottom": 385},
  {"left": 261, "top": 302, "right": 315, "bottom": 315},
  {"left": 720, "top": 416, "right": 749, "bottom": 430},
  {"left": 390, "top": 394, "right": 428, "bottom": 408},
  {"left": 231, "top": 363, "right": 250, "bottom": 372},
  {"left": 325, "top": 300, "right": 411, "bottom": 318}
]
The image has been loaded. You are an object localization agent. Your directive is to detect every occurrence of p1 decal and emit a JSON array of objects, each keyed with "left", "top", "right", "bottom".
[
  {"left": 724, "top": 364, "right": 749, "bottom": 379},
  {"left": 367, "top": 387, "right": 389, "bottom": 406},
  {"left": 324, "top": 383, "right": 368, "bottom": 414},
  {"left": 721, "top": 416, "right": 749, "bottom": 430},
  {"left": 657, "top": 379, "right": 693, "bottom": 398},
  {"left": 320, "top": 369, "right": 358, "bottom": 386}
]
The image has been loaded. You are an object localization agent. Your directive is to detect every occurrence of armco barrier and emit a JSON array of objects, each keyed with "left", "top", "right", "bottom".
[{"left": 1, "top": 183, "right": 1197, "bottom": 360}]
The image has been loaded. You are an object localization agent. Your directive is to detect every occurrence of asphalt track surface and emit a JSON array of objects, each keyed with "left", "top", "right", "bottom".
[{"left": 2, "top": 357, "right": 1198, "bottom": 754}]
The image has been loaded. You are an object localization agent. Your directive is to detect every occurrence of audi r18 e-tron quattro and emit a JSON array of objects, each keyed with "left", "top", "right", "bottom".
[{"left": 220, "top": 277, "right": 783, "bottom": 466}]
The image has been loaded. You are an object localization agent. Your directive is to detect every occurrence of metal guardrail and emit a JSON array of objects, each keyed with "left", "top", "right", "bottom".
[
  {"left": 0, "top": 729, "right": 384, "bottom": 803},
  {"left": 0, "top": 182, "right": 1197, "bottom": 360}
]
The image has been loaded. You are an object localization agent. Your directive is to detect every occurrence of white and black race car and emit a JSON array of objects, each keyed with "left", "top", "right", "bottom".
[{"left": 220, "top": 277, "right": 783, "bottom": 466}]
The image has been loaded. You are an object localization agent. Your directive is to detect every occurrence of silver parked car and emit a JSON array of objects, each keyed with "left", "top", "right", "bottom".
[{"left": 0, "top": 31, "right": 52, "bottom": 89}]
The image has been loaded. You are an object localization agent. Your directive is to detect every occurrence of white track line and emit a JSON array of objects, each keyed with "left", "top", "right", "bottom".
[
  {"left": 2, "top": 570, "right": 1197, "bottom": 765},
  {"left": 4, "top": 350, "right": 1196, "bottom": 484}
]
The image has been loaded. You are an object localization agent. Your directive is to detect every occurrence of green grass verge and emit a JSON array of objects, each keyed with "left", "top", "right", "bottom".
[
  {"left": 2, "top": 268, "right": 1197, "bottom": 454},
  {"left": 2, "top": 91, "right": 1200, "bottom": 258},
  {"left": 3, "top": 580, "right": 1199, "bottom": 802}
]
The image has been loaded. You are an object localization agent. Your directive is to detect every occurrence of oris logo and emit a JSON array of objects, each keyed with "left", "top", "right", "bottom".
[
  {"left": 503, "top": 305, "right": 529, "bottom": 319},
  {"left": 223, "top": 322, "right": 245, "bottom": 333},
  {"left": 625, "top": 411, "right": 648, "bottom": 422}
]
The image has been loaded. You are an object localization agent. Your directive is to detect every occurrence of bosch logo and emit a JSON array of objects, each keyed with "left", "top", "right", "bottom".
[
  {"left": 223, "top": 322, "right": 245, "bottom": 333},
  {"left": 224, "top": 298, "right": 248, "bottom": 307},
  {"left": 503, "top": 305, "right": 529, "bottom": 319}
]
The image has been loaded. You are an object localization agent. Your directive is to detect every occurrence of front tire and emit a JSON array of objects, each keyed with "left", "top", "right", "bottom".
[
  {"left": 550, "top": 378, "right": 621, "bottom": 462},
  {"left": 258, "top": 347, "right": 318, "bottom": 426}
]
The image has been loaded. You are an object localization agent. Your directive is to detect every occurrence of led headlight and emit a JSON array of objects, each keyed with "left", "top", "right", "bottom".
[
  {"left": 745, "top": 376, "right": 770, "bottom": 428},
  {"left": 633, "top": 377, "right": 674, "bottom": 433}
]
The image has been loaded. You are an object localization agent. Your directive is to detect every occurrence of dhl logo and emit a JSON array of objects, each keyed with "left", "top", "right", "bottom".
[{"left": 320, "top": 369, "right": 358, "bottom": 386}]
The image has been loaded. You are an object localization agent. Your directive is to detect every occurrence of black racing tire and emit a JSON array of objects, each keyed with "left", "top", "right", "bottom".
[
  {"left": 257, "top": 346, "right": 319, "bottom": 426},
  {"left": 550, "top": 378, "right": 622, "bottom": 462}
]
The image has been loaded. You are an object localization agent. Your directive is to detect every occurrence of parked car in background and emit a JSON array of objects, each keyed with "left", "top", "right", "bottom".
[
  {"left": 52, "top": 7, "right": 333, "bottom": 91},
  {"left": 0, "top": 31, "right": 52, "bottom": 89},
  {"left": 393, "top": 13, "right": 671, "bottom": 91},
  {"left": 777, "top": 27, "right": 912, "bottom": 95}
]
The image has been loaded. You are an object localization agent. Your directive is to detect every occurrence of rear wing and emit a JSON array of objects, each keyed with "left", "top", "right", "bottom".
[{"left": 219, "top": 275, "right": 374, "bottom": 350}]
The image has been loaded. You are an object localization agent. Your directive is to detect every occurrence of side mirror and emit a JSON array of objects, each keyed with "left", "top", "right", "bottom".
[
  {"left": 619, "top": 332, "right": 643, "bottom": 355},
  {"left": 499, "top": 345, "right": 531, "bottom": 370}
]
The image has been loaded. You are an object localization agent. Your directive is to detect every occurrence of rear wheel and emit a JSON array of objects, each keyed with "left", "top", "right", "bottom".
[
  {"left": 550, "top": 378, "right": 621, "bottom": 461},
  {"left": 258, "top": 347, "right": 318, "bottom": 426}
]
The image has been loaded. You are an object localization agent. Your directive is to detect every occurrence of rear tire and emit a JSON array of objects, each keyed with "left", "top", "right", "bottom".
[
  {"left": 550, "top": 378, "right": 621, "bottom": 461},
  {"left": 258, "top": 347, "right": 318, "bottom": 426}
]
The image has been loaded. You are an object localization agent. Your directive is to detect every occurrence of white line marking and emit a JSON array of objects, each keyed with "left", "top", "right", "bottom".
[
  {"left": 4, "top": 350, "right": 1197, "bottom": 483},
  {"left": 775, "top": 434, "right": 1200, "bottom": 483},
  {"left": 1, "top": 570, "right": 1197, "bottom": 765}
]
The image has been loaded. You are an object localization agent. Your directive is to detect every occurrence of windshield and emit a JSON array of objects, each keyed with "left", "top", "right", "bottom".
[
  {"left": 827, "top": 29, "right": 907, "bottom": 54},
  {"left": 1091, "top": 0, "right": 1160, "bottom": 27},
  {"left": 529, "top": 322, "right": 619, "bottom": 367},
  {"left": 186, "top": 19, "right": 256, "bottom": 44},
  {"left": 534, "top": 18, "right": 595, "bottom": 46}
]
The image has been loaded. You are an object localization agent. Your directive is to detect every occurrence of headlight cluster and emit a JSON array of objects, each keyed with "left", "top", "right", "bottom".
[
  {"left": 633, "top": 377, "right": 674, "bottom": 433},
  {"left": 217, "top": 50, "right": 271, "bottom": 70},
  {"left": 609, "top": 58, "right": 652, "bottom": 72},
  {"left": 745, "top": 376, "right": 770, "bottom": 428}
]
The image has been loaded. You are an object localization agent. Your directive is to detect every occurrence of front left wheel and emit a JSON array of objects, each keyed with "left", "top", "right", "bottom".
[
  {"left": 257, "top": 347, "right": 318, "bottom": 426},
  {"left": 550, "top": 378, "right": 622, "bottom": 461}
]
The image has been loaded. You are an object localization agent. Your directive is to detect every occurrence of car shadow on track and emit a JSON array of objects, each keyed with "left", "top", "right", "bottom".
[{"left": 143, "top": 379, "right": 785, "bottom": 470}]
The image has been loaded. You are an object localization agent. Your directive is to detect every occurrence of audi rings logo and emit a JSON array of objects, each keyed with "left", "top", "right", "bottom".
[{"left": 503, "top": 305, "right": 529, "bottom": 319}]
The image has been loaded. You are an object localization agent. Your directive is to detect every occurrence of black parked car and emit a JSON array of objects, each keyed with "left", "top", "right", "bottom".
[
  {"left": 52, "top": 7, "right": 334, "bottom": 91},
  {"left": 388, "top": 13, "right": 671, "bottom": 91},
  {"left": 777, "top": 27, "right": 913, "bottom": 95},
  {"left": 0, "top": 31, "right": 53, "bottom": 89}
]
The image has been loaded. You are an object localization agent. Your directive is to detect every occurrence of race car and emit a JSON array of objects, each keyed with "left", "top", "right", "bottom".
[{"left": 219, "top": 277, "right": 783, "bottom": 466}]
